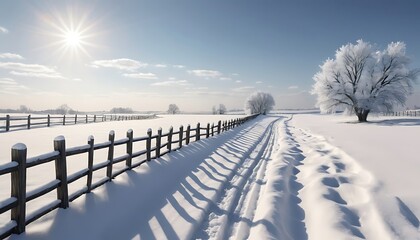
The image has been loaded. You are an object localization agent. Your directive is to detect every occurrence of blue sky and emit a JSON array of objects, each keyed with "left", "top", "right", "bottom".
[{"left": 1, "top": 0, "right": 420, "bottom": 112}]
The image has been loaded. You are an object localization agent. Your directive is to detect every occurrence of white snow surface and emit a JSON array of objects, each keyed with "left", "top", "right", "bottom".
[{"left": 1, "top": 114, "right": 419, "bottom": 239}]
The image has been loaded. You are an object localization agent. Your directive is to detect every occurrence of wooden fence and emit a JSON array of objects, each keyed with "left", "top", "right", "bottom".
[
  {"left": 383, "top": 110, "right": 420, "bottom": 117},
  {"left": 0, "top": 114, "right": 259, "bottom": 238},
  {"left": 0, "top": 114, "right": 155, "bottom": 132}
]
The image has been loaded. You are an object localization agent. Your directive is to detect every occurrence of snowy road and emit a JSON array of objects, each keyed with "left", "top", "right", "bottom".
[{"left": 7, "top": 115, "right": 420, "bottom": 239}]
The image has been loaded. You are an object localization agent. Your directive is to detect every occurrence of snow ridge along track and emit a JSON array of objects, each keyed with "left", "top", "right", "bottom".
[{"left": 195, "top": 116, "right": 282, "bottom": 239}]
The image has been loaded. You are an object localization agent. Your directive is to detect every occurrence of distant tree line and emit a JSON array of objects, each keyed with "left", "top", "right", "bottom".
[
  {"left": 110, "top": 107, "right": 134, "bottom": 114},
  {"left": 0, "top": 105, "right": 138, "bottom": 115},
  {"left": 0, "top": 104, "right": 79, "bottom": 114}
]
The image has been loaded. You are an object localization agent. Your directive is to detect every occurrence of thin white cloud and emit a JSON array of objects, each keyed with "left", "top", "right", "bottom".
[
  {"left": 220, "top": 77, "right": 232, "bottom": 81},
  {"left": 173, "top": 65, "right": 186, "bottom": 69},
  {"left": 0, "top": 62, "right": 56, "bottom": 73},
  {"left": 0, "top": 26, "right": 8, "bottom": 33},
  {"left": 235, "top": 80, "right": 242, "bottom": 83},
  {"left": 151, "top": 80, "right": 189, "bottom": 87},
  {"left": 0, "top": 78, "right": 28, "bottom": 95},
  {"left": 91, "top": 58, "right": 147, "bottom": 71},
  {"left": 288, "top": 85, "right": 299, "bottom": 89},
  {"left": 154, "top": 64, "right": 167, "bottom": 68},
  {"left": 185, "top": 87, "right": 209, "bottom": 90},
  {"left": 232, "top": 86, "right": 255, "bottom": 92},
  {"left": 123, "top": 72, "right": 158, "bottom": 80},
  {"left": 168, "top": 77, "right": 176, "bottom": 80},
  {"left": 0, "top": 77, "right": 17, "bottom": 85},
  {"left": 256, "top": 81, "right": 263, "bottom": 84},
  {"left": 0, "top": 53, "right": 24, "bottom": 60},
  {"left": 10, "top": 71, "right": 64, "bottom": 79},
  {"left": 188, "top": 69, "right": 222, "bottom": 78},
  {"left": 0, "top": 62, "right": 64, "bottom": 79},
  {"left": 232, "top": 73, "right": 239, "bottom": 76},
  {"left": 72, "top": 78, "right": 83, "bottom": 82}
]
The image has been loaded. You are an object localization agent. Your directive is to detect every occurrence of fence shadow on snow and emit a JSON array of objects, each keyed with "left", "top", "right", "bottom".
[{"left": 0, "top": 114, "right": 258, "bottom": 238}]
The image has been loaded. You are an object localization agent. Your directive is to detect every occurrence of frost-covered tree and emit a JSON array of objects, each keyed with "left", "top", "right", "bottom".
[
  {"left": 312, "top": 40, "right": 419, "bottom": 122},
  {"left": 245, "top": 92, "right": 275, "bottom": 115},
  {"left": 167, "top": 104, "right": 180, "bottom": 114},
  {"left": 212, "top": 106, "right": 217, "bottom": 115},
  {"left": 212, "top": 104, "right": 227, "bottom": 114},
  {"left": 18, "top": 105, "right": 30, "bottom": 113},
  {"left": 56, "top": 104, "right": 72, "bottom": 115},
  {"left": 218, "top": 104, "right": 227, "bottom": 114}
]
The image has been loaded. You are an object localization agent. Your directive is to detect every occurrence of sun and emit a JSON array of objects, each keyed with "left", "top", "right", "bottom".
[
  {"left": 39, "top": 7, "right": 99, "bottom": 59},
  {"left": 64, "top": 30, "right": 82, "bottom": 47}
]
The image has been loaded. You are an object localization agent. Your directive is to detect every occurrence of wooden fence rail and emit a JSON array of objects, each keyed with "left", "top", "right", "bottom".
[
  {"left": 0, "top": 114, "right": 156, "bottom": 132},
  {"left": 0, "top": 114, "right": 259, "bottom": 238}
]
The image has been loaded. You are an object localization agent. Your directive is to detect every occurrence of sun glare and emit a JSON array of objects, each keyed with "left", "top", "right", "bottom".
[
  {"left": 39, "top": 7, "right": 99, "bottom": 59},
  {"left": 64, "top": 31, "right": 82, "bottom": 47}
]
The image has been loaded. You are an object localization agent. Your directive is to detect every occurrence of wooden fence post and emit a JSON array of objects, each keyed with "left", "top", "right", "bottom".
[
  {"left": 87, "top": 136, "right": 94, "bottom": 192},
  {"left": 54, "top": 136, "right": 69, "bottom": 209},
  {"left": 179, "top": 125, "right": 184, "bottom": 149},
  {"left": 186, "top": 125, "right": 191, "bottom": 145},
  {"left": 11, "top": 143, "right": 27, "bottom": 234},
  {"left": 27, "top": 115, "right": 31, "bottom": 129},
  {"left": 211, "top": 123, "right": 214, "bottom": 136},
  {"left": 167, "top": 126, "right": 173, "bottom": 152},
  {"left": 217, "top": 120, "right": 221, "bottom": 134},
  {"left": 63, "top": 115, "right": 66, "bottom": 125},
  {"left": 146, "top": 129, "right": 152, "bottom": 161},
  {"left": 196, "top": 123, "right": 200, "bottom": 141},
  {"left": 47, "top": 114, "right": 50, "bottom": 127},
  {"left": 206, "top": 123, "right": 210, "bottom": 138},
  {"left": 156, "top": 128, "right": 162, "bottom": 158},
  {"left": 86, "top": 115, "right": 88, "bottom": 123},
  {"left": 126, "top": 129, "right": 133, "bottom": 169},
  {"left": 94, "top": 115, "right": 97, "bottom": 122},
  {"left": 107, "top": 131, "right": 115, "bottom": 181},
  {"left": 6, "top": 114, "right": 10, "bottom": 131},
  {"left": 75, "top": 114, "right": 77, "bottom": 124}
]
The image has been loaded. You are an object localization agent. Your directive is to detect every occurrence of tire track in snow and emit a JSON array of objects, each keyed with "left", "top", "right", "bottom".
[
  {"left": 230, "top": 120, "right": 279, "bottom": 240},
  {"left": 195, "top": 117, "right": 282, "bottom": 239}
]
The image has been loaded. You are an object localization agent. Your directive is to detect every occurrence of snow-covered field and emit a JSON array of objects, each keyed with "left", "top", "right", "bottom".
[{"left": 1, "top": 114, "right": 419, "bottom": 239}]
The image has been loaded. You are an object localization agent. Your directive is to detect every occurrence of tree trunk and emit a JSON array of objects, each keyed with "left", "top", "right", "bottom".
[{"left": 355, "top": 108, "right": 370, "bottom": 122}]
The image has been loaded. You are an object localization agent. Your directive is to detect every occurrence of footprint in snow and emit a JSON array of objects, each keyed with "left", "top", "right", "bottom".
[
  {"left": 323, "top": 188, "right": 347, "bottom": 205},
  {"left": 317, "top": 165, "right": 330, "bottom": 173},
  {"left": 333, "top": 161, "right": 346, "bottom": 172},
  {"left": 338, "top": 176, "right": 350, "bottom": 184},
  {"left": 321, "top": 177, "right": 340, "bottom": 188}
]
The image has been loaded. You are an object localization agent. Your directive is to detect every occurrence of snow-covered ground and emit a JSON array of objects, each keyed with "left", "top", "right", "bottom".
[{"left": 1, "top": 114, "right": 419, "bottom": 239}]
